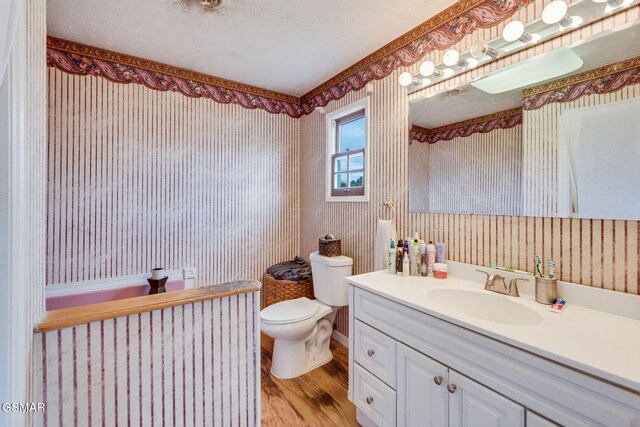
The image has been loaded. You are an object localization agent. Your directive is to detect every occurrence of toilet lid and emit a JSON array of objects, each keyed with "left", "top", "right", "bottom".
[{"left": 260, "top": 297, "right": 320, "bottom": 324}]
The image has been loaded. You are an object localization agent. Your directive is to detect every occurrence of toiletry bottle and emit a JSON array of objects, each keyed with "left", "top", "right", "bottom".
[
  {"left": 436, "top": 242, "right": 445, "bottom": 263},
  {"left": 412, "top": 239, "right": 420, "bottom": 276},
  {"left": 427, "top": 241, "right": 436, "bottom": 275},
  {"left": 419, "top": 240, "right": 427, "bottom": 256},
  {"left": 389, "top": 240, "right": 396, "bottom": 274},
  {"left": 421, "top": 254, "right": 428, "bottom": 276},
  {"left": 402, "top": 252, "right": 410, "bottom": 277},
  {"left": 396, "top": 239, "right": 404, "bottom": 275},
  {"left": 403, "top": 239, "right": 409, "bottom": 255}
]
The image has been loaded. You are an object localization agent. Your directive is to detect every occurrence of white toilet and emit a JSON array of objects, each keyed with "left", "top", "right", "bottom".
[{"left": 260, "top": 251, "right": 353, "bottom": 379}]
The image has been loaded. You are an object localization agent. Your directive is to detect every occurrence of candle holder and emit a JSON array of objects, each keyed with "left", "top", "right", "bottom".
[{"left": 147, "top": 276, "right": 168, "bottom": 295}]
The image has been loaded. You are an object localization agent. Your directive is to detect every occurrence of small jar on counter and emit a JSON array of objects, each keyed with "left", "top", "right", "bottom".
[{"left": 433, "top": 263, "right": 448, "bottom": 279}]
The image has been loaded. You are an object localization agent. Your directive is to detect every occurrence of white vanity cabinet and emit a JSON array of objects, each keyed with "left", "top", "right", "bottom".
[
  {"left": 348, "top": 284, "right": 640, "bottom": 427},
  {"left": 397, "top": 343, "right": 524, "bottom": 427}
]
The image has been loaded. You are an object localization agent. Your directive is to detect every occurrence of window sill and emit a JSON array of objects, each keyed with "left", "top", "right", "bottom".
[{"left": 326, "top": 194, "right": 369, "bottom": 203}]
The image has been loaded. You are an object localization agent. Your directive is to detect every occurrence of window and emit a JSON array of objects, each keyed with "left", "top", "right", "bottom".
[{"left": 325, "top": 98, "right": 369, "bottom": 201}]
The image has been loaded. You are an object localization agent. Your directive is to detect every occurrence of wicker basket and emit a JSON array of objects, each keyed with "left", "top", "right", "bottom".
[
  {"left": 263, "top": 273, "right": 314, "bottom": 308},
  {"left": 319, "top": 236, "right": 341, "bottom": 257}
]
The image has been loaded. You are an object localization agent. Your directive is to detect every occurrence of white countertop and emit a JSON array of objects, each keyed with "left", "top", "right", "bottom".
[{"left": 347, "top": 267, "right": 640, "bottom": 393}]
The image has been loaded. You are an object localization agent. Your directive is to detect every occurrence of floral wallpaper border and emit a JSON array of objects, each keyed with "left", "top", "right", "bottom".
[
  {"left": 410, "top": 108, "right": 522, "bottom": 144},
  {"left": 523, "top": 56, "right": 640, "bottom": 110}
]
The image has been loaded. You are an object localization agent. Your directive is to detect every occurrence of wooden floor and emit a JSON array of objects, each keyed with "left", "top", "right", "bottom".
[{"left": 261, "top": 336, "right": 359, "bottom": 426}]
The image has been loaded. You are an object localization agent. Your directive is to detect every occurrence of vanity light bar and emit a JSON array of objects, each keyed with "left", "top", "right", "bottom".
[{"left": 399, "top": 0, "right": 638, "bottom": 93}]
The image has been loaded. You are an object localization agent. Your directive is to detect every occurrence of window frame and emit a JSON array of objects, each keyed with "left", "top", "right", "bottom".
[{"left": 325, "top": 97, "right": 370, "bottom": 202}]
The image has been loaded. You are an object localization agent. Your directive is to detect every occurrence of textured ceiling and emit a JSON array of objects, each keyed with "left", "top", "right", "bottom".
[{"left": 47, "top": 0, "right": 458, "bottom": 96}]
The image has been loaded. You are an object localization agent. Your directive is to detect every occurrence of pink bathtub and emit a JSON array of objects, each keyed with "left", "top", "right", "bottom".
[{"left": 46, "top": 279, "right": 186, "bottom": 311}]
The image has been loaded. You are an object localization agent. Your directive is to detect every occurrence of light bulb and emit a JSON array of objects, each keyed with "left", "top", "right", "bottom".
[
  {"left": 399, "top": 72, "right": 414, "bottom": 87},
  {"left": 542, "top": 1, "right": 571, "bottom": 25},
  {"left": 420, "top": 60, "right": 438, "bottom": 77},
  {"left": 503, "top": 21, "right": 531, "bottom": 43},
  {"left": 442, "top": 68, "right": 454, "bottom": 78},
  {"left": 531, "top": 33, "right": 542, "bottom": 43},
  {"left": 443, "top": 49, "right": 460, "bottom": 67},
  {"left": 604, "top": 0, "right": 631, "bottom": 12},
  {"left": 470, "top": 40, "right": 500, "bottom": 59}
]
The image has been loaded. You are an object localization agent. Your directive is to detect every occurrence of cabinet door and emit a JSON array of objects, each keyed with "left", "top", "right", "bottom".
[
  {"left": 448, "top": 370, "right": 524, "bottom": 427},
  {"left": 397, "top": 343, "right": 448, "bottom": 427}
]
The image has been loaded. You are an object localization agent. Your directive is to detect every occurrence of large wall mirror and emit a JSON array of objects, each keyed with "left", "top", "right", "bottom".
[{"left": 408, "top": 22, "right": 640, "bottom": 220}]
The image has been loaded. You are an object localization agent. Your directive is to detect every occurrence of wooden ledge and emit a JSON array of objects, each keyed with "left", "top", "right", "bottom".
[{"left": 35, "top": 280, "right": 261, "bottom": 333}]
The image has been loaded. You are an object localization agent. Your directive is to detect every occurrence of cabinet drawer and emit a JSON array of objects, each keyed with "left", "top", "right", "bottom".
[
  {"left": 353, "top": 363, "right": 396, "bottom": 427},
  {"left": 354, "top": 320, "right": 397, "bottom": 388}
]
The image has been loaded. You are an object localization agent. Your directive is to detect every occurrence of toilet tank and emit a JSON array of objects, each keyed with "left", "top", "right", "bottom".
[{"left": 309, "top": 251, "right": 353, "bottom": 307}]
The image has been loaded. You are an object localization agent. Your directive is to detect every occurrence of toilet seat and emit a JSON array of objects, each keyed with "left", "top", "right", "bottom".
[{"left": 260, "top": 297, "right": 320, "bottom": 325}]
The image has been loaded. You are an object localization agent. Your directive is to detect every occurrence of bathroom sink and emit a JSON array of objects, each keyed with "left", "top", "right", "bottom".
[{"left": 427, "top": 289, "right": 543, "bottom": 326}]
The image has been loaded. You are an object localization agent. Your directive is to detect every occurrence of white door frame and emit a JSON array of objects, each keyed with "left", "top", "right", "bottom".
[{"left": 0, "top": 2, "right": 30, "bottom": 426}]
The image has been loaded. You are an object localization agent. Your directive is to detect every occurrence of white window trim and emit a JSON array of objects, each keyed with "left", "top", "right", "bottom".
[{"left": 325, "top": 97, "right": 370, "bottom": 202}]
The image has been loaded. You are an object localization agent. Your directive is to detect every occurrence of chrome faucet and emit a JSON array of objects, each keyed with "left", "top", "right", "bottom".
[{"left": 476, "top": 270, "right": 527, "bottom": 297}]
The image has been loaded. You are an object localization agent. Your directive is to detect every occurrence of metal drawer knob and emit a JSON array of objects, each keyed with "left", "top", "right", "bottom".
[
  {"left": 433, "top": 376, "right": 443, "bottom": 385},
  {"left": 366, "top": 396, "right": 374, "bottom": 405},
  {"left": 367, "top": 349, "right": 375, "bottom": 357},
  {"left": 447, "top": 384, "right": 457, "bottom": 394}
]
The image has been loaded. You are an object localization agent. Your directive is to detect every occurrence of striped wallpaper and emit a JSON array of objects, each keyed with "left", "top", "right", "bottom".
[
  {"left": 26, "top": 0, "right": 47, "bottom": 331},
  {"left": 25, "top": 0, "right": 47, "bottom": 423},
  {"left": 46, "top": 68, "right": 300, "bottom": 287},
  {"left": 410, "top": 125, "right": 523, "bottom": 216},
  {"left": 522, "top": 85, "right": 640, "bottom": 217},
  {"left": 33, "top": 291, "right": 259, "bottom": 427},
  {"left": 302, "top": 4, "right": 640, "bottom": 336}
]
